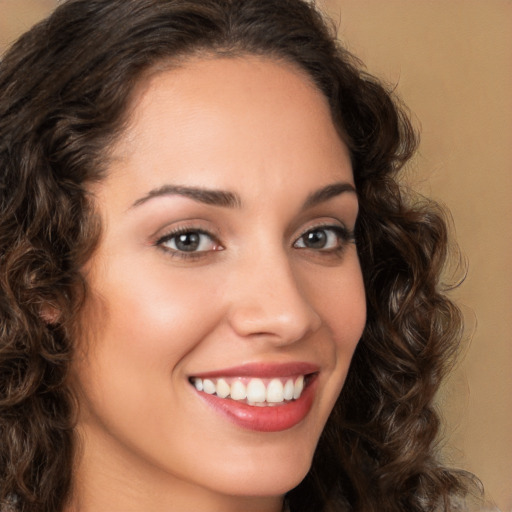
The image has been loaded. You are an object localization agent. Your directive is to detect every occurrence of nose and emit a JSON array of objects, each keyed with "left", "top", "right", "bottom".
[{"left": 225, "top": 250, "right": 322, "bottom": 345}]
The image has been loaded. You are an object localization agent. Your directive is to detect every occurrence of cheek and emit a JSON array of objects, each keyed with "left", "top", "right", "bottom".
[
  {"left": 334, "top": 263, "right": 366, "bottom": 370},
  {"left": 333, "top": 279, "right": 366, "bottom": 356},
  {"left": 91, "top": 260, "right": 224, "bottom": 359},
  {"left": 74, "top": 260, "right": 226, "bottom": 416},
  {"left": 305, "top": 255, "right": 366, "bottom": 355},
  {"left": 296, "top": 255, "right": 366, "bottom": 414}
]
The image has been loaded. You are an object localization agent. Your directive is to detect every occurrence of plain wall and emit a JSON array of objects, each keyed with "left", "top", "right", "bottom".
[{"left": 1, "top": 1, "right": 511, "bottom": 510}]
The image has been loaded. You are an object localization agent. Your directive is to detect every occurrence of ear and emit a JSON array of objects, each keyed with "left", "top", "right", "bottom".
[{"left": 39, "top": 303, "right": 61, "bottom": 324}]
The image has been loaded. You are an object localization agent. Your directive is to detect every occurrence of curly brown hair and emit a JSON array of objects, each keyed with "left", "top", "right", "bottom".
[{"left": 0, "top": 1, "right": 476, "bottom": 511}]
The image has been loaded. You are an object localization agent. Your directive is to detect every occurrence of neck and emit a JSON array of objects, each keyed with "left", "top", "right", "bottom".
[{"left": 65, "top": 490, "right": 283, "bottom": 512}]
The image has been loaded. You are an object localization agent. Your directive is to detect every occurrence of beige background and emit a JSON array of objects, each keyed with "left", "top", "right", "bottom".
[{"left": 1, "top": 1, "right": 511, "bottom": 510}]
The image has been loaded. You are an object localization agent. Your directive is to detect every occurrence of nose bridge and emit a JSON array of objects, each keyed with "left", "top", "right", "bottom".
[{"left": 226, "top": 243, "right": 321, "bottom": 343}]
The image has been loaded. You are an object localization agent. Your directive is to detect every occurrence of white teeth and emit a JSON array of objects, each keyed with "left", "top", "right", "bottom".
[
  {"left": 283, "top": 379, "right": 295, "bottom": 400},
  {"left": 203, "top": 379, "right": 216, "bottom": 395},
  {"left": 293, "top": 375, "right": 304, "bottom": 400},
  {"left": 246, "top": 378, "right": 266, "bottom": 403},
  {"left": 230, "top": 380, "right": 247, "bottom": 400},
  {"left": 191, "top": 375, "right": 309, "bottom": 404},
  {"left": 266, "top": 379, "right": 284, "bottom": 403},
  {"left": 216, "top": 378, "right": 230, "bottom": 398}
]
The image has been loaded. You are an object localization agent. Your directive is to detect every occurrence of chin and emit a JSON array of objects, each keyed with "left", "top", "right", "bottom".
[
  {"left": 200, "top": 441, "right": 315, "bottom": 498},
  {"left": 209, "top": 469, "right": 310, "bottom": 499}
]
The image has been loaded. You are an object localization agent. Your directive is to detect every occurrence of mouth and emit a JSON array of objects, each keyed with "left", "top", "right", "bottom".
[
  {"left": 189, "top": 363, "right": 319, "bottom": 432},
  {"left": 189, "top": 374, "right": 311, "bottom": 406}
]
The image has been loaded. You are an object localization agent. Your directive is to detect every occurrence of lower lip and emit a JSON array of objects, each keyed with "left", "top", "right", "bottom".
[{"left": 195, "top": 376, "right": 317, "bottom": 432}]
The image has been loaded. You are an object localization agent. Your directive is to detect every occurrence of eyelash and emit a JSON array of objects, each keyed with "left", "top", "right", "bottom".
[
  {"left": 155, "top": 227, "right": 223, "bottom": 261},
  {"left": 154, "top": 224, "right": 355, "bottom": 261},
  {"left": 294, "top": 224, "right": 355, "bottom": 254}
]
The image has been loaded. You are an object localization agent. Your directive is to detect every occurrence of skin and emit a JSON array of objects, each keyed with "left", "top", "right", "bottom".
[{"left": 69, "top": 56, "right": 366, "bottom": 512}]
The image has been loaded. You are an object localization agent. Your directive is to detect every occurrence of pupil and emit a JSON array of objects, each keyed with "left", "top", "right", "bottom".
[
  {"left": 176, "top": 232, "right": 200, "bottom": 251},
  {"left": 305, "top": 230, "right": 326, "bottom": 248}
]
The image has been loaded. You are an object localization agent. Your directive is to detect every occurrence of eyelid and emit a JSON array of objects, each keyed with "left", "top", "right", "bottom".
[
  {"left": 153, "top": 224, "right": 224, "bottom": 259},
  {"left": 292, "top": 222, "right": 355, "bottom": 252},
  {"left": 151, "top": 218, "right": 219, "bottom": 244},
  {"left": 155, "top": 226, "right": 212, "bottom": 244},
  {"left": 294, "top": 221, "right": 354, "bottom": 242}
]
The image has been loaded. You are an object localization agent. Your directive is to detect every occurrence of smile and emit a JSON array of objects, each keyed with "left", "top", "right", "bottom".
[
  {"left": 189, "top": 363, "right": 319, "bottom": 432},
  {"left": 190, "top": 375, "right": 306, "bottom": 406}
]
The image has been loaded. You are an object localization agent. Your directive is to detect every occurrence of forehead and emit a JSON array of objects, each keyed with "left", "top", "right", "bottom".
[{"left": 102, "top": 55, "right": 353, "bottom": 206}]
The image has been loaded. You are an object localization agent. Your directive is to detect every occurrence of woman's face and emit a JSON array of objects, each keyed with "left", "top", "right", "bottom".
[{"left": 73, "top": 56, "right": 366, "bottom": 509}]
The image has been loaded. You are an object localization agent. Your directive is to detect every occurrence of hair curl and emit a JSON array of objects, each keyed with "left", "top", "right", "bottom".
[{"left": 0, "top": 1, "right": 476, "bottom": 511}]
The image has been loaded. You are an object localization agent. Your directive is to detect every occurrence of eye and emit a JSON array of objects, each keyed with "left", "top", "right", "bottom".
[
  {"left": 156, "top": 228, "right": 222, "bottom": 255},
  {"left": 293, "top": 226, "right": 352, "bottom": 251}
]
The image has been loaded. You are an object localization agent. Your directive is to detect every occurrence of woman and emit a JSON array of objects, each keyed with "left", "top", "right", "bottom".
[{"left": 0, "top": 0, "right": 478, "bottom": 511}]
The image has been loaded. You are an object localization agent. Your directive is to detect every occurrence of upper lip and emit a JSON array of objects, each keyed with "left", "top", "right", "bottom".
[{"left": 190, "top": 362, "right": 319, "bottom": 379}]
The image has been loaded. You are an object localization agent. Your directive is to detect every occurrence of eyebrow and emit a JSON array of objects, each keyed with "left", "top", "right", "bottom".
[
  {"left": 130, "top": 184, "right": 241, "bottom": 209},
  {"left": 303, "top": 182, "right": 357, "bottom": 209},
  {"left": 130, "top": 181, "right": 356, "bottom": 210}
]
